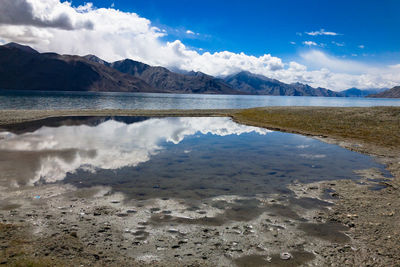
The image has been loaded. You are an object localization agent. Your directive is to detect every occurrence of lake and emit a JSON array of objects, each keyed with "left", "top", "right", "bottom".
[{"left": 1, "top": 90, "right": 400, "bottom": 110}]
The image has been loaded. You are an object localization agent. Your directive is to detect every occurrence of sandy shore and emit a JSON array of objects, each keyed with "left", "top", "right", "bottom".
[{"left": 0, "top": 107, "right": 399, "bottom": 266}]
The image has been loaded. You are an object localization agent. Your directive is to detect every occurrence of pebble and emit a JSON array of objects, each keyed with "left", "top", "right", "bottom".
[
  {"left": 264, "top": 256, "right": 272, "bottom": 262},
  {"left": 126, "top": 210, "right": 137, "bottom": 214},
  {"left": 280, "top": 252, "right": 292, "bottom": 260}
]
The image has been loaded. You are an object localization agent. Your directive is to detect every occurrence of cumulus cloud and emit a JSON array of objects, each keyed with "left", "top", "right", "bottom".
[
  {"left": 0, "top": 0, "right": 93, "bottom": 30},
  {"left": 0, "top": 0, "right": 399, "bottom": 90},
  {"left": 306, "top": 29, "right": 340, "bottom": 36}
]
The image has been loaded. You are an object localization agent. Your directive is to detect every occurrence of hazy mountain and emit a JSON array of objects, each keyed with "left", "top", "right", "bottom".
[
  {"left": 224, "top": 71, "right": 343, "bottom": 97},
  {"left": 108, "top": 59, "right": 242, "bottom": 94},
  {"left": 0, "top": 43, "right": 155, "bottom": 93},
  {"left": 341, "top": 87, "right": 387, "bottom": 97},
  {"left": 368, "top": 86, "right": 400, "bottom": 98}
]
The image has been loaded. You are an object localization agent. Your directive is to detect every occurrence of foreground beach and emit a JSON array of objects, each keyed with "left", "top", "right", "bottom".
[{"left": 0, "top": 107, "right": 399, "bottom": 266}]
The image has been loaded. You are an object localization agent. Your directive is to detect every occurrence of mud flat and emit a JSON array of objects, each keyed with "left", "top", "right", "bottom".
[
  {"left": 0, "top": 106, "right": 399, "bottom": 266},
  {"left": 0, "top": 179, "right": 342, "bottom": 266}
]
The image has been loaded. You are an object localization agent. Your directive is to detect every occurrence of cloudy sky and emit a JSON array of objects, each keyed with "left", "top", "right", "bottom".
[{"left": 0, "top": 0, "right": 399, "bottom": 91}]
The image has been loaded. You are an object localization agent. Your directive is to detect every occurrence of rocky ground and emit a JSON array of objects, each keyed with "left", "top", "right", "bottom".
[{"left": 0, "top": 169, "right": 388, "bottom": 267}]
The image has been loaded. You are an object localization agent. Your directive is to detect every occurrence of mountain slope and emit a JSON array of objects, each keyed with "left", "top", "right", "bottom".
[
  {"left": 368, "top": 86, "right": 400, "bottom": 98},
  {"left": 341, "top": 87, "right": 386, "bottom": 97},
  {"left": 3, "top": 42, "right": 40, "bottom": 54},
  {"left": 224, "top": 71, "right": 343, "bottom": 97},
  {"left": 108, "top": 59, "right": 242, "bottom": 94},
  {"left": 0, "top": 43, "right": 155, "bottom": 93},
  {"left": 83, "top": 54, "right": 111, "bottom": 67}
]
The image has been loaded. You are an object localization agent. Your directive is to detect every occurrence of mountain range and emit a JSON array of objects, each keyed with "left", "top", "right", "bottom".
[
  {"left": 223, "top": 71, "right": 342, "bottom": 97},
  {"left": 368, "top": 86, "right": 400, "bottom": 98},
  {"left": 0, "top": 43, "right": 156, "bottom": 93},
  {"left": 107, "top": 58, "right": 239, "bottom": 94},
  {"left": 0, "top": 42, "right": 397, "bottom": 97}
]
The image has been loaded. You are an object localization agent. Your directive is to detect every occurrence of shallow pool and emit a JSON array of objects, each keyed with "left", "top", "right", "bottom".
[{"left": 0, "top": 116, "right": 388, "bottom": 200}]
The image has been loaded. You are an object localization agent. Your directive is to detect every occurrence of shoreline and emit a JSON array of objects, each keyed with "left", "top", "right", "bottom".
[{"left": 1, "top": 107, "right": 399, "bottom": 266}]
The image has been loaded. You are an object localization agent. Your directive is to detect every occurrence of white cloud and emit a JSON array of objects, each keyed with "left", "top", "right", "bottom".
[
  {"left": 300, "top": 50, "right": 369, "bottom": 74},
  {"left": 358, "top": 45, "right": 365, "bottom": 49},
  {"left": 290, "top": 41, "right": 296, "bottom": 45},
  {"left": 298, "top": 50, "right": 400, "bottom": 90},
  {"left": 0, "top": 0, "right": 398, "bottom": 90},
  {"left": 0, "top": 0, "right": 94, "bottom": 30},
  {"left": 186, "top": 30, "right": 195, "bottom": 35},
  {"left": 332, "top": 41, "right": 345, "bottom": 47},
  {"left": 303, "top": 41, "right": 318, "bottom": 46},
  {"left": 306, "top": 29, "right": 340, "bottom": 36}
]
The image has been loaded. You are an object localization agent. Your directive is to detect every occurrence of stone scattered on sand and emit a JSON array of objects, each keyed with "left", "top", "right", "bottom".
[{"left": 280, "top": 252, "right": 292, "bottom": 260}]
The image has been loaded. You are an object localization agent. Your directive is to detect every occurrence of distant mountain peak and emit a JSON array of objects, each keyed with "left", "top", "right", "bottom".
[
  {"left": 186, "top": 70, "right": 208, "bottom": 77},
  {"left": 83, "top": 54, "right": 110, "bottom": 66},
  {"left": 368, "top": 86, "right": 400, "bottom": 98},
  {"left": 227, "top": 71, "right": 280, "bottom": 84},
  {"left": 224, "top": 71, "right": 342, "bottom": 97},
  {"left": 341, "top": 87, "right": 387, "bottom": 97},
  {"left": 3, "top": 42, "right": 39, "bottom": 54},
  {"left": 235, "top": 70, "right": 252, "bottom": 75}
]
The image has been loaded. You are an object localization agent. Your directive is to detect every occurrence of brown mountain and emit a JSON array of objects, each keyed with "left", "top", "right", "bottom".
[
  {"left": 0, "top": 43, "right": 156, "bottom": 92},
  {"left": 368, "top": 86, "right": 400, "bottom": 98},
  {"left": 224, "top": 71, "right": 343, "bottom": 97},
  {"left": 107, "top": 59, "right": 242, "bottom": 94}
]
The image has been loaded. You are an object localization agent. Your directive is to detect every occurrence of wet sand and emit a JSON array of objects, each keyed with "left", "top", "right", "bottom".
[{"left": 0, "top": 107, "right": 399, "bottom": 266}]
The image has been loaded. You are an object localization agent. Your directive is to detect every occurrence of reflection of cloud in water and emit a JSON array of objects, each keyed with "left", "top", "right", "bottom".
[
  {"left": 296, "top": 145, "right": 310, "bottom": 149},
  {"left": 0, "top": 117, "right": 270, "bottom": 186},
  {"left": 299, "top": 154, "right": 327, "bottom": 159}
]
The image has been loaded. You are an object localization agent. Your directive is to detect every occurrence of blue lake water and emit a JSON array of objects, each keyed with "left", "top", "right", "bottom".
[{"left": 1, "top": 90, "right": 400, "bottom": 110}]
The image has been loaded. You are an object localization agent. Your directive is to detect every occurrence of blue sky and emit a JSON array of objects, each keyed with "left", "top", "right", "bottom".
[
  {"left": 71, "top": 0, "right": 400, "bottom": 65},
  {"left": 0, "top": 0, "right": 399, "bottom": 90}
]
